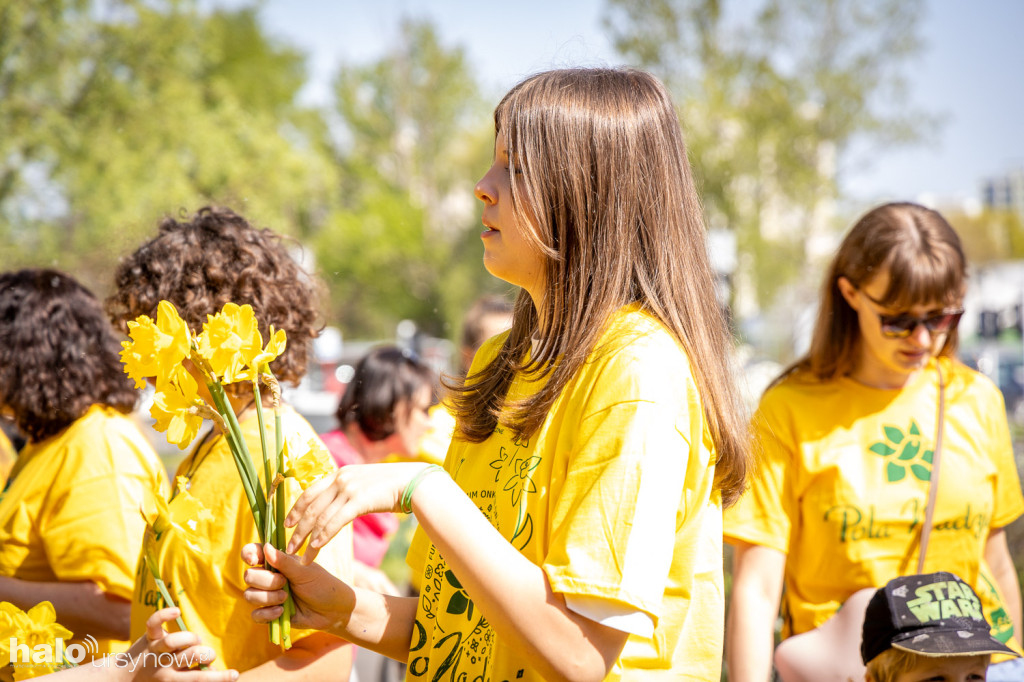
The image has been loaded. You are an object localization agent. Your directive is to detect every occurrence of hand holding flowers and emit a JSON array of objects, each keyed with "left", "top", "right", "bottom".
[{"left": 121, "top": 301, "right": 333, "bottom": 648}]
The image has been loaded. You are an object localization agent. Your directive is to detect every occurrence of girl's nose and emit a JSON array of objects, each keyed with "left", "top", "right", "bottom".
[
  {"left": 908, "top": 320, "right": 934, "bottom": 347},
  {"left": 475, "top": 171, "right": 496, "bottom": 205}
]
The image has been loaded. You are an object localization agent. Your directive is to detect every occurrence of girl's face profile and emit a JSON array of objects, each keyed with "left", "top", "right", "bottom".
[{"left": 474, "top": 131, "right": 546, "bottom": 303}]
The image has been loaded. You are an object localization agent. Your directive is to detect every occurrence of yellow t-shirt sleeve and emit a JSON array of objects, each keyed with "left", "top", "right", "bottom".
[
  {"left": 723, "top": 389, "right": 796, "bottom": 554},
  {"left": 41, "top": 432, "right": 158, "bottom": 600},
  {"left": 981, "top": 381, "right": 1024, "bottom": 529},
  {"left": 542, "top": 356, "right": 692, "bottom": 622}
]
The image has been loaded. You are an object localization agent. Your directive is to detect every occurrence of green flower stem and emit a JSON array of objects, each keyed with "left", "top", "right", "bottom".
[
  {"left": 252, "top": 379, "right": 276, "bottom": 545},
  {"left": 154, "top": 577, "right": 188, "bottom": 633},
  {"left": 151, "top": 572, "right": 209, "bottom": 670},
  {"left": 273, "top": 400, "right": 293, "bottom": 648},
  {"left": 206, "top": 380, "right": 266, "bottom": 541}
]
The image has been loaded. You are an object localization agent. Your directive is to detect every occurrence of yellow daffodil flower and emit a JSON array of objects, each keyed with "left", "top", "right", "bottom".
[
  {"left": 141, "top": 481, "right": 213, "bottom": 556},
  {"left": 0, "top": 601, "right": 73, "bottom": 679},
  {"left": 285, "top": 437, "right": 334, "bottom": 489},
  {"left": 120, "top": 300, "right": 192, "bottom": 389},
  {"left": 0, "top": 601, "right": 28, "bottom": 663},
  {"left": 150, "top": 366, "right": 204, "bottom": 449},
  {"left": 238, "top": 326, "right": 287, "bottom": 381},
  {"left": 196, "top": 303, "right": 262, "bottom": 384}
]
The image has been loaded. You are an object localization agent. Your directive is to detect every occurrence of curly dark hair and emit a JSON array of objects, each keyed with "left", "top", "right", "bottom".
[
  {"left": 0, "top": 269, "right": 138, "bottom": 442},
  {"left": 337, "top": 346, "right": 434, "bottom": 442},
  {"left": 107, "top": 207, "right": 321, "bottom": 388}
]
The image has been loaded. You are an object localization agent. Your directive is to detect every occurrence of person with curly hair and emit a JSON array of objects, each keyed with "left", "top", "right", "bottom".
[
  {"left": 108, "top": 206, "right": 354, "bottom": 680},
  {"left": 0, "top": 269, "right": 168, "bottom": 655}
]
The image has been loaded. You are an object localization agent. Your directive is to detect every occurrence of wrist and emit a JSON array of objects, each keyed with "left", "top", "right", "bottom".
[{"left": 400, "top": 464, "right": 446, "bottom": 514}]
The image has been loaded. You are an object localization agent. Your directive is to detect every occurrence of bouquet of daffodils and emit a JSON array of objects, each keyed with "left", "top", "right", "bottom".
[{"left": 121, "top": 301, "right": 332, "bottom": 648}]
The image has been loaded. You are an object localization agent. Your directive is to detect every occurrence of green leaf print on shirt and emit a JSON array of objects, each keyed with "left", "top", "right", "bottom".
[
  {"left": 444, "top": 570, "right": 475, "bottom": 622},
  {"left": 868, "top": 420, "right": 934, "bottom": 483}
]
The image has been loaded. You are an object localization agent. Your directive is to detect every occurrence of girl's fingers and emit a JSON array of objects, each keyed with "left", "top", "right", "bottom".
[
  {"left": 286, "top": 486, "right": 339, "bottom": 553},
  {"left": 240, "top": 542, "right": 264, "bottom": 567},
  {"left": 243, "top": 586, "right": 289, "bottom": 607},
  {"left": 168, "top": 644, "right": 217, "bottom": 669},
  {"left": 297, "top": 542, "right": 321, "bottom": 565},
  {"left": 309, "top": 497, "right": 353, "bottom": 550},
  {"left": 152, "top": 630, "right": 201, "bottom": 655},
  {"left": 145, "top": 607, "right": 181, "bottom": 641},
  {"left": 285, "top": 474, "right": 335, "bottom": 528},
  {"left": 248, "top": 604, "right": 285, "bottom": 624},
  {"left": 242, "top": 565, "right": 288, "bottom": 591}
]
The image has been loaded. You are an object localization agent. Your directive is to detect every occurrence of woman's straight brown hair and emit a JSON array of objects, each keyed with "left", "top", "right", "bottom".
[
  {"left": 446, "top": 68, "right": 750, "bottom": 506},
  {"left": 786, "top": 202, "right": 966, "bottom": 383}
]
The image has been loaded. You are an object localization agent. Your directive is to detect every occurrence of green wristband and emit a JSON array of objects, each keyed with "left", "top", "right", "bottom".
[{"left": 401, "top": 464, "right": 445, "bottom": 514}]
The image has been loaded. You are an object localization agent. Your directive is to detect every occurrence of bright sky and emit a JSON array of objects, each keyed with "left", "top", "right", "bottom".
[{"left": 233, "top": 0, "right": 1023, "bottom": 209}]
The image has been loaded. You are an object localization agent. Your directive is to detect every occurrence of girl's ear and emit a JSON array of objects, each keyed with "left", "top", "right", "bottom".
[{"left": 837, "top": 276, "right": 860, "bottom": 311}]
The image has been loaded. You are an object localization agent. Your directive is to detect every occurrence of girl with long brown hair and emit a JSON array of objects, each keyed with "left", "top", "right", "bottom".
[
  {"left": 724, "top": 202, "right": 1024, "bottom": 681},
  {"left": 242, "top": 67, "right": 750, "bottom": 680}
]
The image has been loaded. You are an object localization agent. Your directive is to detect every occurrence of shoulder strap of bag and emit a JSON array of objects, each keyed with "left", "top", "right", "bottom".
[{"left": 916, "top": 362, "right": 946, "bottom": 574}]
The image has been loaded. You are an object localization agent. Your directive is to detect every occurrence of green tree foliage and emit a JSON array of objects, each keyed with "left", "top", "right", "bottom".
[
  {"left": 317, "top": 18, "right": 501, "bottom": 339},
  {"left": 947, "top": 208, "right": 1024, "bottom": 265},
  {"left": 603, "top": 0, "right": 936, "bottom": 313},
  {"left": 0, "top": 0, "right": 335, "bottom": 294}
]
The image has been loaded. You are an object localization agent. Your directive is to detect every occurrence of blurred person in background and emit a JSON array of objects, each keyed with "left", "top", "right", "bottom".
[
  {"left": 724, "top": 202, "right": 1024, "bottom": 682},
  {"left": 0, "top": 269, "right": 168, "bottom": 655},
  {"left": 320, "top": 345, "right": 434, "bottom": 594},
  {"left": 416, "top": 294, "right": 514, "bottom": 465}
]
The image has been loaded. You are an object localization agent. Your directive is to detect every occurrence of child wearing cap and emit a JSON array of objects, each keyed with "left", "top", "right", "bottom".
[{"left": 862, "top": 572, "right": 1019, "bottom": 682}]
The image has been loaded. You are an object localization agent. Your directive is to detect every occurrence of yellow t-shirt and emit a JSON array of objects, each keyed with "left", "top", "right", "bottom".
[
  {"left": 407, "top": 306, "right": 724, "bottom": 681},
  {"left": 724, "top": 358, "right": 1024, "bottom": 652},
  {"left": 415, "top": 402, "right": 455, "bottom": 466},
  {"left": 0, "top": 429, "right": 16, "bottom": 490},
  {"left": 129, "top": 406, "right": 353, "bottom": 672},
  {"left": 0, "top": 405, "right": 167, "bottom": 654}
]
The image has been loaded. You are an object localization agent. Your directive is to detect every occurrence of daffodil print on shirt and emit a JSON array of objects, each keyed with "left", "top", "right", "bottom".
[
  {"left": 724, "top": 357, "right": 1024, "bottom": 656},
  {"left": 407, "top": 306, "right": 725, "bottom": 681}
]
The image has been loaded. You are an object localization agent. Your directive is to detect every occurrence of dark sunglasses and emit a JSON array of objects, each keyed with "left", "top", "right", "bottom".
[{"left": 862, "top": 292, "right": 964, "bottom": 339}]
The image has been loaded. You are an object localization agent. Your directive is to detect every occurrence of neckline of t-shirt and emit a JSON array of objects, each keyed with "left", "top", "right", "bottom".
[{"left": 838, "top": 358, "right": 942, "bottom": 394}]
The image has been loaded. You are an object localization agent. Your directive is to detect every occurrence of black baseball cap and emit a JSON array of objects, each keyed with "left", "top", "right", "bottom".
[{"left": 861, "top": 572, "right": 1019, "bottom": 664}]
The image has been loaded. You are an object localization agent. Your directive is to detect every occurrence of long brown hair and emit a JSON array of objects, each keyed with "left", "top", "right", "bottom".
[
  {"left": 791, "top": 202, "right": 966, "bottom": 382},
  {"left": 447, "top": 68, "right": 749, "bottom": 506}
]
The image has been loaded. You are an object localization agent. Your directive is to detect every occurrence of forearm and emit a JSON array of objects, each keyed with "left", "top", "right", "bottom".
[
  {"left": 326, "top": 585, "right": 418, "bottom": 662},
  {"left": 237, "top": 633, "right": 352, "bottom": 681},
  {"left": 986, "top": 529, "right": 1023, "bottom": 640},
  {"left": 725, "top": 587, "right": 777, "bottom": 682},
  {"left": 726, "top": 543, "right": 785, "bottom": 682},
  {"left": 0, "top": 576, "right": 129, "bottom": 640},
  {"left": 411, "top": 473, "right": 626, "bottom": 682}
]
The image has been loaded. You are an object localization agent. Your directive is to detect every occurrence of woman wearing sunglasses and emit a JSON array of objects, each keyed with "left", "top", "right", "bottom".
[{"left": 724, "top": 202, "right": 1024, "bottom": 682}]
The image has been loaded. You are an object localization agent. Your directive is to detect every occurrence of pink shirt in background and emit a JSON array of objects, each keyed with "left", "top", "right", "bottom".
[{"left": 319, "top": 429, "right": 400, "bottom": 567}]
